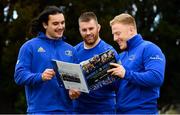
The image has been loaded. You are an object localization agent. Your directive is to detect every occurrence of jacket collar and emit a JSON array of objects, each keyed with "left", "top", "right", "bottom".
[{"left": 127, "top": 34, "right": 143, "bottom": 50}]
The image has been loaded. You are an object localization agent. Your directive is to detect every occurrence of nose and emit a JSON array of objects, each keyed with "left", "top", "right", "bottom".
[
  {"left": 86, "top": 29, "right": 91, "bottom": 35},
  {"left": 113, "top": 35, "right": 118, "bottom": 41},
  {"left": 58, "top": 23, "right": 64, "bottom": 29}
]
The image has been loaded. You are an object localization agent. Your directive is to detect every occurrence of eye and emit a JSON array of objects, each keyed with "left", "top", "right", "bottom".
[
  {"left": 116, "top": 32, "right": 121, "bottom": 35},
  {"left": 81, "top": 29, "right": 87, "bottom": 32},
  {"left": 89, "top": 27, "right": 94, "bottom": 31},
  {"left": 53, "top": 22, "right": 59, "bottom": 25},
  {"left": 61, "top": 21, "right": 65, "bottom": 25},
  {"left": 114, "top": 32, "right": 121, "bottom": 36}
]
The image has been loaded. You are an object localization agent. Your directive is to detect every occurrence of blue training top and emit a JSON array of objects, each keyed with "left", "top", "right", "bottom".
[
  {"left": 116, "top": 34, "right": 166, "bottom": 114},
  {"left": 14, "top": 32, "right": 77, "bottom": 113},
  {"left": 74, "top": 39, "right": 118, "bottom": 114}
]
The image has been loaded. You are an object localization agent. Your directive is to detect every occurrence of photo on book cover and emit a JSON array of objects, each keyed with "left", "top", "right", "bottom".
[
  {"left": 52, "top": 50, "right": 118, "bottom": 93},
  {"left": 80, "top": 50, "right": 117, "bottom": 90}
]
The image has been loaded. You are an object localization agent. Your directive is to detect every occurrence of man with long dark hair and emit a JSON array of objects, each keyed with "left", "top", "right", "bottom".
[{"left": 14, "top": 6, "right": 77, "bottom": 114}]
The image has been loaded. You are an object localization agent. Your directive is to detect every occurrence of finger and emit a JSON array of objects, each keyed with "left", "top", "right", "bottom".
[
  {"left": 69, "top": 94, "right": 76, "bottom": 100},
  {"left": 107, "top": 69, "right": 113, "bottom": 73},
  {"left": 69, "top": 89, "right": 77, "bottom": 95},
  {"left": 107, "top": 68, "right": 117, "bottom": 73},
  {"left": 73, "top": 89, "right": 80, "bottom": 93},
  {"left": 46, "top": 69, "right": 55, "bottom": 74},
  {"left": 69, "top": 90, "right": 73, "bottom": 96},
  {"left": 109, "top": 63, "right": 120, "bottom": 67},
  {"left": 45, "top": 71, "right": 55, "bottom": 77},
  {"left": 74, "top": 91, "right": 80, "bottom": 96},
  {"left": 44, "top": 73, "right": 53, "bottom": 79},
  {"left": 110, "top": 71, "right": 116, "bottom": 76},
  {"left": 49, "top": 69, "right": 55, "bottom": 75},
  {"left": 71, "top": 89, "right": 80, "bottom": 96},
  {"left": 43, "top": 74, "right": 53, "bottom": 80},
  {"left": 70, "top": 89, "right": 80, "bottom": 99}
]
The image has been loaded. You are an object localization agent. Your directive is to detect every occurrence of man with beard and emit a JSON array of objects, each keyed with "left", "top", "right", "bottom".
[
  {"left": 69, "top": 12, "right": 118, "bottom": 114},
  {"left": 14, "top": 6, "right": 77, "bottom": 114}
]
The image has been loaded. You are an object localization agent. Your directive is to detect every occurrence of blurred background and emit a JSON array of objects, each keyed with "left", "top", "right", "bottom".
[{"left": 0, "top": 0, "right": 180, "bottom": 114}]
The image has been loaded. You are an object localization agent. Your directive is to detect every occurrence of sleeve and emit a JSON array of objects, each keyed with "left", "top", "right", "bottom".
[
  {"left": 14, "top": 43, "right": 43, "bottom": 86},
  {"left": 124, "top": 44, "right": 166, "bottom": 88}
]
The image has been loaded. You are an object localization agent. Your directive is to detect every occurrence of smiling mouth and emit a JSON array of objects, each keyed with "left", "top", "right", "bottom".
[
  {"left": 117, "top": 40, "right": 123, "bottom": 45},
  {"left": 56, "top": 30, "right": 64, "bottom": 34}
]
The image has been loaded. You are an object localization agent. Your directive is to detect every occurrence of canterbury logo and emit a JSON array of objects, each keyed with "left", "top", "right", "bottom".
[
  {"left": 38, "top": 47, "right": 46, "bottom": 52},
  {"left": 65, "top": 50, "right": 72, "bottom": 56}
]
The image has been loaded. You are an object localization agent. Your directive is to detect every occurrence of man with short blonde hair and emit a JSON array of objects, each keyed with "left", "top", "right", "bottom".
[
  {"left": 110, "top": 13, "right": 137, "bottom": 29},
  {"left": 107, "top": 13, "right": 166, "bottom": 114}
]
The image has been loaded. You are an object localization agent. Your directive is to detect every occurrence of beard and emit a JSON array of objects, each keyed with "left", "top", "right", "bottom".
[{"left": 83, "top": 34, "right": 99, "bottom": 46}]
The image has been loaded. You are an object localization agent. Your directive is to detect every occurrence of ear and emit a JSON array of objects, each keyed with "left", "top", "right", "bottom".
[
  {"left": 42, "top": 22, "right": 47, "bottom": 29},
  {"left": 97, "top": 24, "right": 101, "bottom": 32},
  {"left": 129, "top": 25, "right": 135, "bottom": 34}
]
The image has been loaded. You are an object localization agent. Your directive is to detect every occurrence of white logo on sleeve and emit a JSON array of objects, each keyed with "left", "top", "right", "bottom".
[{"left": 150, "top": 55, "right": 163, "bottom": 61}]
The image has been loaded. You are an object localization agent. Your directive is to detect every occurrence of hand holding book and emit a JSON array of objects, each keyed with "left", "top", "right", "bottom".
[
  {"left": 69, "top": 89, "right": 81, "bottom": 100},
  {"left": 107, "top": 62, "right": 125, "bottom": 79}
]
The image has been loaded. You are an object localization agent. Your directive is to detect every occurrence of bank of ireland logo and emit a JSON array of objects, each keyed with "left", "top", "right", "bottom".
[
  {"left": 65, "top": 50, "right": 72, "bottom": 56},
  {"left": 150, "top": 55, "right": 163, "bottom": 61}
]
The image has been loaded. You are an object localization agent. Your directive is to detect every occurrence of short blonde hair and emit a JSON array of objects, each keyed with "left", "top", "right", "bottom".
[{"left": 110, "top": 13, "right": 136, "bottom": 29}]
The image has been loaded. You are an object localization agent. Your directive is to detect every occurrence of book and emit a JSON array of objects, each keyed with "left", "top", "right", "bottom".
[{"left": 52, "top": 50, "right": 118, "bottom": 93}]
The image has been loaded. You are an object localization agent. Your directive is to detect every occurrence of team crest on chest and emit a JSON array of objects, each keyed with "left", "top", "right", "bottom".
[
  {"left": 129, "top": 55, "right": 135, "bottom": 60},
  {"left": 65, "top": 50, "right": 72, "bottom": 56}
]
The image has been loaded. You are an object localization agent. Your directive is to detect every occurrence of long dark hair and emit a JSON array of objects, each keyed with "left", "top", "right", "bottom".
[{"left": 29, "top": 6, "right": 63, "bottom": 36}]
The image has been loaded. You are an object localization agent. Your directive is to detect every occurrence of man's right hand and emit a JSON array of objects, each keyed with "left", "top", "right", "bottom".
[{"left": 42, "top": 69, "right": 55, "bottom": 81}]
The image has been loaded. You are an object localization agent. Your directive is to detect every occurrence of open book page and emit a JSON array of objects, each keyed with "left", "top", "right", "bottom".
[
  {"left": 52, "top": 50, "right": 118, "bottom": 93},
  {"left": 80, "top": 50, "right": 117, "bottom": 90},
  {"left": 52, "top": 60, "right": 89, "bottom": 93}
]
